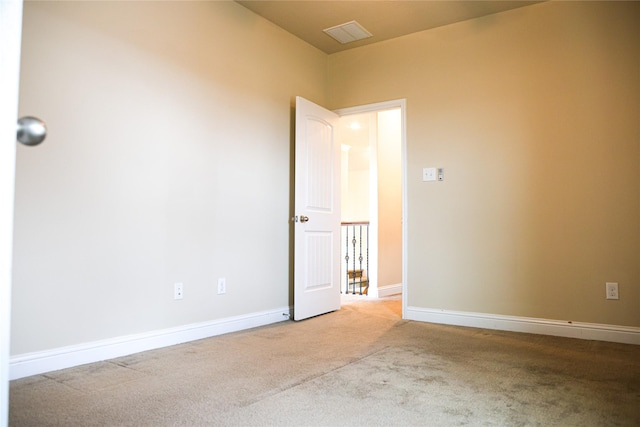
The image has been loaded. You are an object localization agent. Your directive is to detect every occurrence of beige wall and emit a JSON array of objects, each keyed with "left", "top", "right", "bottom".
[
  {"left": 329, "top": 1, "right": 640, "bottom": 326},
  {"left": 377, "top": 110, "right": 402, "bottom": 288},
  {"left": 12, "top": 1, "right": 326, "bottom": 354},
  {"left": 340, "top": 113, "right": 373, "bottom": 223},
  {"left": 12, "top": 0, "right": 640, "bottom": 359}
]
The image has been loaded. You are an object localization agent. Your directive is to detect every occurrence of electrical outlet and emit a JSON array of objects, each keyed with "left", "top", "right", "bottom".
[
  {"left": 174, "top": 282, "right": 184, "bottom": 300},
  {"left": 606, "top": 282, "right": 619, "bottom": 300},
  {"left": 217, "top": 278, "right": 226, "bottom": 295}
]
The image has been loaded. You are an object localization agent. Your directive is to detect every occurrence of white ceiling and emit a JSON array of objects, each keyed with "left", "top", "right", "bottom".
[{"left": 236, "top": 1, "right": 544, "bottom": 54}]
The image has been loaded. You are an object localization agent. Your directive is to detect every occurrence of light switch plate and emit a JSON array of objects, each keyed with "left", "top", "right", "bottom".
[
  {"left": 174, "top": 282, "right": 184, "bottom": 300},
  {"left": 423, "top": 167, "right": 436, "bottom": 182}
]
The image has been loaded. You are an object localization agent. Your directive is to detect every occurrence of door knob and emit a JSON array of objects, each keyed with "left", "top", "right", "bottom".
[
  {"left": 300, "top": 215, "right": 309, "bottom": 223},
  {"left": 17, "top": 116, "right": 47, "bottom": 146}
]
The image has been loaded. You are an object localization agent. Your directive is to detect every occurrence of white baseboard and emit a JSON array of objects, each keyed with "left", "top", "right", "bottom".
[
  {"left": 10, "top": 306, "right": 292, "bottom": 380},
  {"left": 405, "top": 306, "right": 640, "bottom": 345},
  {"left": 376, "top": 283, "right": 402, "bottom": 298},
  {"left": 13, "top": 305, "right": 636, "bottom": 381}
]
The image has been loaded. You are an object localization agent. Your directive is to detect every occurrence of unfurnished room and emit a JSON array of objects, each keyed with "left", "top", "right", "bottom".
[{"left": 1, "top": 0, "right": 638, "bottom": 425}]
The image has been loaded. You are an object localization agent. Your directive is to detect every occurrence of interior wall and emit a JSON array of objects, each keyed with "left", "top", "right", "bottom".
[
  {"left": 328, "top": 1, "right": 640, "bottom": 327},
  {"left": 340, "top": 113, "right": 373, "bottom": 222},
  {"left": 12, "top": 1, "right": 326, "bottom": 355},
  {"left": 343, "top": 170, "right": 370, "bottom": 222},
  {"left": 12, "top": 0, "right": 640, "bottom": 360},
  {"left": 377, "top": 109, "right": 402, "bottom": 288}
]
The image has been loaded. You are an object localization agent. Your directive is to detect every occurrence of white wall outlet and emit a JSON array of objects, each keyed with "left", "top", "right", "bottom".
[
  {"left": 174, "top": 282, "right": 184, "bottom": 300},
  {"left": 606, "top": 282, "right": 619, "bottom": 300},
  {"left": 217, "top": 278, "right": 226, "bottom": 295},
  {"left": 423, "top": 167, "right": 436, "bottom": 182}
]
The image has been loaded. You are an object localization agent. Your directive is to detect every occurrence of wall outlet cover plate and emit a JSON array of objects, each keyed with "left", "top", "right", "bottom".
[{"left": 423, "top": 167, "right": 436, "bottom": 182}]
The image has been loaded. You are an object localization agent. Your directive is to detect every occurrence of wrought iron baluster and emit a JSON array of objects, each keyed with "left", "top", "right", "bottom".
[
  {"left": 341, "top": 222, "right": 370, "bottom": 295},
  {"left": 358, "top": 225, "right": 363, "bottom": 294},
  {"left": 351, "top": 225, "right": 356, "bottom": 294},
  {"left": 366, "top": 224, "right": 369, "bottom": 295},
  {"left": 344, "top": 227, "right": 349, "bottom": 294}
]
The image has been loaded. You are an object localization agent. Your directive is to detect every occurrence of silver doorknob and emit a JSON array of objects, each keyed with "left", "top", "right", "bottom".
[
  {"left": 17, "top": 116, "right": 47, "bottom": 146},
  {"left": 300, "top": 215, "right": 309, "bottom": 223}
]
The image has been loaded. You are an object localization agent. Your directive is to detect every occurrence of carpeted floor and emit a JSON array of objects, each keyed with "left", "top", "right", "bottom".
[{"left": 9, "top": 295, "right": 640, "bottom": 426}]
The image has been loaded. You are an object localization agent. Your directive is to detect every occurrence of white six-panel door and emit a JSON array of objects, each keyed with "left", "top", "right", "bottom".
[{"left": 293, "top": 97, "right": 341, "bottom": 320}]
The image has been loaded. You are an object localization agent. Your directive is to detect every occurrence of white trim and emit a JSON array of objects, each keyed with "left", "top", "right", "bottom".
[
  {"left": 10, "top": 306, "right": 292, "bottom": 380},
  {"left": 367, "top": 112, "right": 379, "bottom": 299},
  {"left": 334, "top": 99, "right": 406, "bottom": 116},
  {"left": 405, "top": 306, "right": 640, "bottom": 345},
  {"left": 400, "top": 102, "right": 407, "bottom": 321},
  {"left": 377, "top": 283, "right": 402, "bottom": 298}
]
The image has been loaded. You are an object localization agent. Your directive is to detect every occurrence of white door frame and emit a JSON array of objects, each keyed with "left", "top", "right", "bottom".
[
  {"left": 0, "top": 1, "right": 24, "bottom": 425},
  {"left": 334, "top": 99, "right": 407, "bottom": 318}
]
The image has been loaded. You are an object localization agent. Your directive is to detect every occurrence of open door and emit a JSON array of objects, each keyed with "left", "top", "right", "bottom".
[
  {"left": 293, "top": 97, "right": 341, "bottom": 321},
  {"left": 1, "top": 1, "right": 24, "bottom": 424}
]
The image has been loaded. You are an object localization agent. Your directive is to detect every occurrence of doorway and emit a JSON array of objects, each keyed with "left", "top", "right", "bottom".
[
  {"left": 335, "top": 100, "right": 406, "bottom": 304},
  {"left": 292, "top": 97, "right": 406, "bottom": 321}
]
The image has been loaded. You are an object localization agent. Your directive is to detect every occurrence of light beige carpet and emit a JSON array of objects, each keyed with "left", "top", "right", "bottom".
[{"left": 10, "top": 295, "right": 640, "bottom": 426}]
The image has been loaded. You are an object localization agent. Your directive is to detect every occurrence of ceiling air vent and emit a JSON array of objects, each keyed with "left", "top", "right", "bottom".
[{"left": 323, "top": 20, "right": 372, "bottom": 44}]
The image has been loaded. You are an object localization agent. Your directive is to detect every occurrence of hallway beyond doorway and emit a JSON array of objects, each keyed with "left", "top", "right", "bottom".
[
  {"left": 340, "top": 294, "right": 402, "bottom": 320},
  {"left": 339, "top": 105, "right": 403, "bottom": 300}
]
